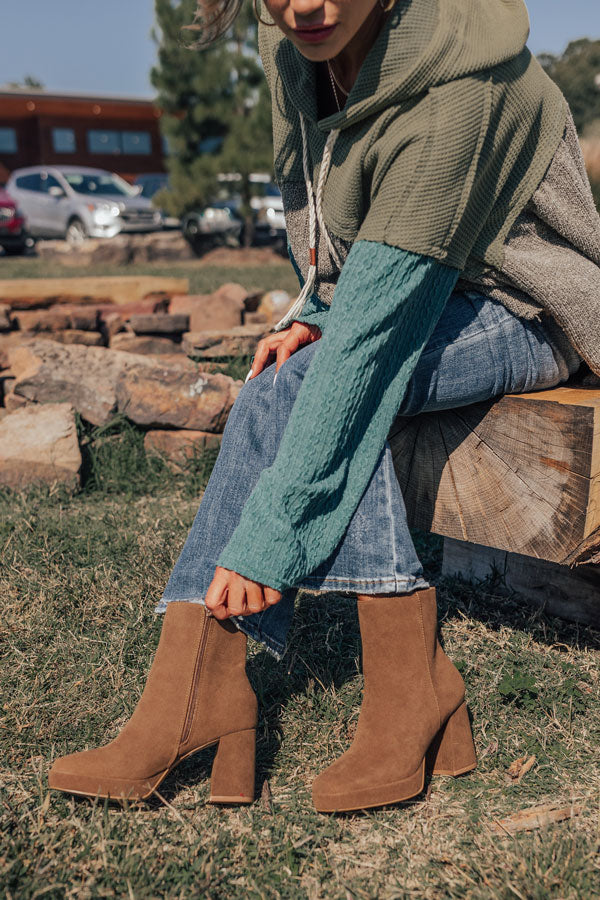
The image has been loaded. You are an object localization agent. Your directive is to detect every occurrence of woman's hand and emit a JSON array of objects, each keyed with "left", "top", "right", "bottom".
[
  {"left": 204, "top": 566, "right": 282, "bottom": 619},
  {"left": 247, "top": 321, "right": 321, "bottom": 381}
]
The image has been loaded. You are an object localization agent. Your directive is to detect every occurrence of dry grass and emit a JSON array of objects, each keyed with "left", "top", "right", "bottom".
[{"left": 1, "top": 460, "right": 599, "bottom": 898}]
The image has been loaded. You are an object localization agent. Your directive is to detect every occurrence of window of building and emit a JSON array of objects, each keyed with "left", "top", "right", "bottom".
[
  {"left": 87, "top": 129, "right": 152, "bottom": 155},
  {"left": 121, "top": 131, "right": 151, "bottom": 155},
  {"left": 52, "top": 128, "right": 76, "bottom": 154},
  {"left": 88, "top": 129, "right": 121, "bottom": 154},
  {"left": 0, "top": 127, "right": 18, "bottom": 153},
  {"left": 15, "top": 173, "right": 43, "bottom": 192}
]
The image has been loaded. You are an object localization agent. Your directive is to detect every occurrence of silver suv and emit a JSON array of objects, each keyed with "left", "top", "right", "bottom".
[{"left": 6, "top": 166, "right": 163, "bottom": 244}]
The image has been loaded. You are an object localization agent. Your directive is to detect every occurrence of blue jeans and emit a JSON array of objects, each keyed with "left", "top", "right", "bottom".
[{"left": 156, "top": 291, "right": 580, "bottom": 658}]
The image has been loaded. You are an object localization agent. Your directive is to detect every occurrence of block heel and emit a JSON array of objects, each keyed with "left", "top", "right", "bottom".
[
  {"left": 209, "top": 728, "right": 256, "bottom": 804},
  {"left": 426, "top": 702, "right": 477, "bottom": 776}
]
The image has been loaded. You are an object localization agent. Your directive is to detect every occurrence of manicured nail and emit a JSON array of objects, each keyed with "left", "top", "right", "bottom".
[
  {"left": 273, "top": 371, "right": 278, "bottom": 385},
  {"left": 245, "top": 368, "right": 254, "bottom": 383}
]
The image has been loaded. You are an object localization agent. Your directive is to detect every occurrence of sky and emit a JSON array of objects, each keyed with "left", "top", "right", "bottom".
[{"left": 1, "top": 0, "right": 599, "bottom": 99}]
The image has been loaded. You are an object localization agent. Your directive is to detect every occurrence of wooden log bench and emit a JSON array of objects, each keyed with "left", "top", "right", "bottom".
[{"left": 388, "top": 385, "right": 600, "bottom": 628}]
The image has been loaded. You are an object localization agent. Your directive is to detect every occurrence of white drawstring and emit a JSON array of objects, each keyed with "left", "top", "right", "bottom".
[{"left": 273, "top": 114, "right": 340, "bottom": 332}]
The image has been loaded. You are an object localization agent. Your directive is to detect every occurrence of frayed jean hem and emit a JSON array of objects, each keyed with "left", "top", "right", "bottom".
[{"left": 154, "top": 596, "right": 286, "bottom": 661}]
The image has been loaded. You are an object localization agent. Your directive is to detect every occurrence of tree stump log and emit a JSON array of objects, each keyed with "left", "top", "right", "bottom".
[{"left": 388, "top": 386, "right": 600, "bottom": 567}]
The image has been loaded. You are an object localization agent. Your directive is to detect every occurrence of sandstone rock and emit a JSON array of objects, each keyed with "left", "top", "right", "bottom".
[
  {"left": 128, "top": 313, "right": 189, "bottom": 335},
  {"left": 4, "top": 392, "right": 29, "bottom": 411},
  {"left": 35, "top": 232, "right": 195, "bottom": 266},
  {"left": 35, "top": 236, "right": 133, "bottom": 267},
  {"left": 214, "top": 282, "right": 250, "bottom": 306},
  {"left": 1, "top": 373, "right": 16, "bottom": 401},
  {"left": 100, "top": 297, "right": 171, "bottom": 338},
  {"left": 132, "top": 231, "right": 195, "bottom": 263},
  {"left": 56, "top": 306, "right": 100, "bottom": 331},
  {"left": 257, "top": 290, "right": 293, "bottom": 325},
  {"left": 2, "top": 293, "right": 115, "bottom": 310},
  {"left": 171, "top": 285, "right": 247, "bottom": 332},
  {"left": 117, "top": 363, "right": 241, "bottom": 431},
  {"left": 11, "top": 305, "right": 100, "bottom": 332},
  {"left": 182, "top": 325, "right": 268, "bottom": 359},
  {"left": 243, "top": 310, "right": 270, "bottom": 326},
  {"left": 109, "top": 334, "right": 182, "bottom": 355},
  {"left": 0, "top": 304, "right": 10, "bottom": 331},
  {"left": 9, "top": 340, "right": 157, "bottom": 426},
  {"left": 145, "top": 429, "right": 222, "bottom": 468},
  {"left": 0, "top": 403, "right": 81, "bottom": 490},
  {"left": 11, "top": 309, "right": 71, "bottom": 332},
  {"left": 0, "top": 332, "right": 37, "bottom": 369},
  {"left": 46, "top": 330, "right": 105, "bottom": 347},
  {"left": 169, "top": 293, "right": 211, "bottom": 317}
]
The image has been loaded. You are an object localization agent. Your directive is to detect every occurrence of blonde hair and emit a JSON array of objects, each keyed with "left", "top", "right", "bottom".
[{"left": 184, "top": 0, "right": 244, "bottom": 47}]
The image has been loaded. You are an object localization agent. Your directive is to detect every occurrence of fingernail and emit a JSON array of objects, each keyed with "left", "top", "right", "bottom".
[
  {"left": 245, "top": 368, "right": 253, "bottom": 384},
  {"left": 273, "top": 371, "right": 278, "bottom": 385}
]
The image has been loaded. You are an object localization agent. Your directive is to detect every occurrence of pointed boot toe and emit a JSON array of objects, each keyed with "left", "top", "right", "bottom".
[{"left": 48, "top": 746, "right": 160, "bottom": 800}]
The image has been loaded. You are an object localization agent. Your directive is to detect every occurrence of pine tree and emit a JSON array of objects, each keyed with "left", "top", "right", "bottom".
[{"left": 151, "top": 0, "right": 273, "bottom": 242}]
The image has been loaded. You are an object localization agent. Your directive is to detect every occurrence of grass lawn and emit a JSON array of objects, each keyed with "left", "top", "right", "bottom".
[
  {"left": 1, "top": 426, "right": 598, "bottom": 900},
  {"left": 0, "top": 250, "right": 300, "bottom": 299}
]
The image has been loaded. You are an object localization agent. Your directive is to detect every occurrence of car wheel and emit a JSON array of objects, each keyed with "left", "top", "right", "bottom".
[
  {"left": 183, "top": 217, "right": 200, "bottom": 240},
  {"left": 65, "top": 218, "right": 87, "bottom": 247},
  {"left": 1, "top": 245, "right": 27, "bottom": 256}
]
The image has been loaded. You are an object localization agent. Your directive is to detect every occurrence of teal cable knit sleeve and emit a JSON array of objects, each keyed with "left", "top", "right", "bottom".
[{"left": 217, "top": 241, "right": 459, "bottom": 590}]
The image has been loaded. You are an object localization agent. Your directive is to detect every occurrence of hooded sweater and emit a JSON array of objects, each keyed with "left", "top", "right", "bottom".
[{"left": 217, "top": 0, "right": 599, "bottom": 591}]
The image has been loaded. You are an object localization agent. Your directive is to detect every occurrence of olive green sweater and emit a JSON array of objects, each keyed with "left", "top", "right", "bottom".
[{"left": 216, "top": 0, "right": 582, "bottom": 590}]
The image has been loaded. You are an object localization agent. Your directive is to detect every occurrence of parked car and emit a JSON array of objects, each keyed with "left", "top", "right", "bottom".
[
  {"left": 248, "top": 175, "right": 286, "bottom": 246},
  {"left": 133, "top": 173, "right": 180, "bottom": 228},
  {"left": 6, "top": 166, "right": 163, "bottom": 244},
  {"left": 0, "top": 187, "right": 34, "bottom": 256},
  {"left": 181, "top": 204, "right": 243, "bottom": 254}
]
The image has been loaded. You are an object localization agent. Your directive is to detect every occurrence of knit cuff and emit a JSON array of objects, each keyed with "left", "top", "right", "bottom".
[
  {"left": 293, "top": 293, "right": 330, "bottom": 335},
  {"left": 216, "top": 506, "right": 302, "bottom": 593}
]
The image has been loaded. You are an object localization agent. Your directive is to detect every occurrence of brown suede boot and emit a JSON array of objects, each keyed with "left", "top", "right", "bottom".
[
  {"left": 312, "top": 587, "right": 476, "bottom": 813},
  {"left": 48, "top": 602, "right": 257, "bottom": 804}
]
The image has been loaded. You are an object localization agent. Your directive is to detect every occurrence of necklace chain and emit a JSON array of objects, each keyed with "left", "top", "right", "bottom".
[{"left": 326, "top": 60, "right": 348, "bottom": 113}]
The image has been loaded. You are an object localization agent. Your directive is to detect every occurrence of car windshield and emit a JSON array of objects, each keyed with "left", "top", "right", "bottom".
[{"left": 63, "top": 172, "right": 137, "bottom": 197}]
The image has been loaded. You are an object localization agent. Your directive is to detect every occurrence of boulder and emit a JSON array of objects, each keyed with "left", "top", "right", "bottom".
[
  {"left": 1, "top": 373, "right": 16, "bottom": 401},
  {"left": 11, "top": 306, "right": 100, "bottom": 332},
  {"left": 47, "top": 330, "right": 105, "bottom": 347},
  {"left": 0, "top": 304, "right": 10, "bottom": 332},
  {"left": 0, "top": 403, "right": 81, "bottom": 490},
  {"left": 128, "top": 314, "right": 189, "bottom": 335},
  {"left": 171, "top": 283, "right": 248, "bottom": 332},
  {"left": 109, "top": 334, "right": 182, "bottom": 355},
  {"left": 117, "top": 363, "right": 241, "bottom": 431},
  {"left": 2, "top": 293, "right": 115, "bottom": 310},
  {"left": 4, "top": 392, "right": 29, "bottom": 411},
  {"left": 182, "top": 324, "right": 268, "bottom": 359},
  {"left": 257, "top": 290, "right": 293, "bottom": 325},
  {"left": 9, "top": 340, "right": 157, "bottom": 426},
  {"left": 0, "top": 332, "right": 37, "bottom": 370},
  {"left": 35, "top": 232, "right": 195, "bottom": 266},
  {"left": 10, "top": 309, "right": 71, "bottom": 332},
  {"left": 144, "top": 429, "right": 222, "bottom": 468}
]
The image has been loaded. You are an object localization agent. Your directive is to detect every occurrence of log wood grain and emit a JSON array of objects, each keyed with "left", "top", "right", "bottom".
[{"left": 389, "top": 386, "right": 600, "bottom": 566}]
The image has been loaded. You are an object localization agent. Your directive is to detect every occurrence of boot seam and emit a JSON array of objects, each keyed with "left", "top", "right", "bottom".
[
  {"left": 174, "top": 615, "right": 210, "bottom": 761},
  {"left": 417, "top": 593, "right": 442, "bottom": 732}
]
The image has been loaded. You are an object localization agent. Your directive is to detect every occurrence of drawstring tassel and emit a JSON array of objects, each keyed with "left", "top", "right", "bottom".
[{"left": 273, "top": 117, "right": 340, "bottom": 332}]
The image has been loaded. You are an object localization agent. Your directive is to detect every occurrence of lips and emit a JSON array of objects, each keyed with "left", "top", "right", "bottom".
[{"left": 293, "top": 24, "right": 338, "bottom": 44}]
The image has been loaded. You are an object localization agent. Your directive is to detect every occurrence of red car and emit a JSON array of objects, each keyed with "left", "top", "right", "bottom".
[{"left": 0, "top": 187, "right": 34, "bottom": 256}]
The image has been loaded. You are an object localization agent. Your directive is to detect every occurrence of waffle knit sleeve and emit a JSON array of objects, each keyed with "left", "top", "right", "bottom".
[{"left": 217, "top": 241, "right": 459, "bottom": 590}]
